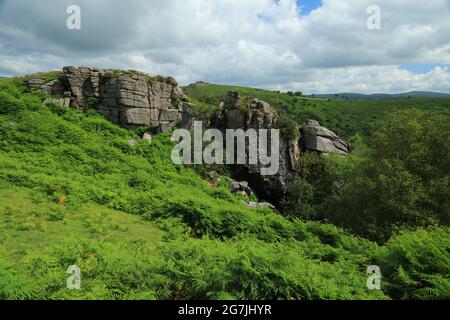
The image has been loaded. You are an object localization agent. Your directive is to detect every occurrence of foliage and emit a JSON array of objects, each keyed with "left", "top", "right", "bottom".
[
  {"left": 275, "top": 115, "right": 300, "bottom": 139},
  {"left": 281, "top": 110, "right": 449, "bottom": 243},
  {"left": 186, "top": 97, "right": 220, "bottom": 120},
  {"left": 378, "top": 228, "right": 450, "bottom": 300},
  {"left": 323, "top": 109, "right": 450, "bottom": 242}
]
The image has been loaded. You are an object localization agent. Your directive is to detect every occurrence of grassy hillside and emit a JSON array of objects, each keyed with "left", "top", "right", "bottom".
[
  {"left": 0, "top": 77, "right": 448, "bottom": 300},
  {"left": 184, "top": 82, "right": 450, "bottom": 138}
]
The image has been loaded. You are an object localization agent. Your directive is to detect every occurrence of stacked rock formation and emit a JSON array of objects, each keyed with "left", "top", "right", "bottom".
[
  {"left": 28, "top": 67, "right": 186, "bottom": 132},
  {"left": 208, "top": 92, "right": 302, "bottom": 201}
]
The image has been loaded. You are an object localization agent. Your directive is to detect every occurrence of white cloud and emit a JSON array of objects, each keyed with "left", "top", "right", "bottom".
[
  {"left": 280, "top": 65, "right": 450, "bottom": 94},
  {"left": 0, "top": 0, "right": 449, "bottom": 93}
]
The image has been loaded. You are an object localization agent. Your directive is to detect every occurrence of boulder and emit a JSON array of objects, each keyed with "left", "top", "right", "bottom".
[
  {"left": 258, "top": 202, "right": 276, "bottom": 210},
  {"left": 142, "top": 132, "right": 153, "bottom": 145},
  {"left": 120, "top": 108, "right": 151, "bottom": 125},
  {"left": 41, "top": 80, "right": 65, "bottom": 96},
  {"left": 229, "top": 180, "right": 254, "bottom": 197},
  {"left": 242, "top": 201, "right": 276, "bottom": 210},
  {"left": 301, "top": 120, "right": 350, "bottom": 155},
  {"left": 127, "top": 138, "right": 139, "bottom": 146}
]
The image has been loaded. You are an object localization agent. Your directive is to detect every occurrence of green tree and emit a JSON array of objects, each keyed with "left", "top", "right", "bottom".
[{"left": 326, "top": 109, "right": 450, "bottom": 242}]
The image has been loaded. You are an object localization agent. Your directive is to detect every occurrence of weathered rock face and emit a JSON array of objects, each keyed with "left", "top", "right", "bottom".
[
  {"left": 301, "top": 120, "right": 350, "bottom": 155},
  {"left": 202, "top": 92, "right": 349, "bottom": 203},
  {"left": 209, "top": 92, "right": 302, "bottom": 202},
  {"left": 28, "top": 67, "right": 186, "bottom": 132}
]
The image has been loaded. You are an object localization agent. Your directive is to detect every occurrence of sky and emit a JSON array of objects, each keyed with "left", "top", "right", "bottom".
[{"left": 0, "top": 0, "right": 449, "bottom": 94}]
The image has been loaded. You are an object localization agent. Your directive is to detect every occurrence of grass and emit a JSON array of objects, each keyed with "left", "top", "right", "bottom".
[
  {"left": 21, "top": 71, "right": 63, "bottom": 84},
  {"left": 0, "top": 182, "right": 163, "bottom": 262}
]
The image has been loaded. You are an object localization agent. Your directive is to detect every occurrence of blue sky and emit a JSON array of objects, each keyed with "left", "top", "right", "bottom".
[
  {"left": 297, "top": 0, "right": 322, "bottom": 15},
  {"left": 400, "top": 64, "right": 450, "bottom": 74}
]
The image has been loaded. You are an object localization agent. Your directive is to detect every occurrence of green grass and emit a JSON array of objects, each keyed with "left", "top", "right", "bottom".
[
  {"left": 0, "top": 182, "right": 163, "bottom": 261},
  {"left": 21, "top": 71, "right": 63, "bottom": 84},
  {"left": 184, "top": 82, "right": 450, "bottom": 138}
]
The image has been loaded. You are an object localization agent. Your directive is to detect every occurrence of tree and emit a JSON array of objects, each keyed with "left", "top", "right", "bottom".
[{"left": 326, "top": 109, "right": 450, "bottom": 242}]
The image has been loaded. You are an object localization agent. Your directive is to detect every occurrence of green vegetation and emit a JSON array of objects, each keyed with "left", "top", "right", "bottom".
[
  {"left": 184, "top": 82, "right": 450, "bottom": 138},
  {"left": 22, "top": 71, "right": 63, "bottom": 84},
  {"left": 0, "top": 77, "right": 449, "bottom": 300},
  {"left": 185, "top": 97, "right": 220, "bottom": 120},
  {"left": 112, "top": 69, "right": 123, "bottom": 79},
  {"left": 275, "top": 115, "right": 300, "bottom": 139},
  {"left": 281, "top": 109, "right": 450, "bottom": 243}
]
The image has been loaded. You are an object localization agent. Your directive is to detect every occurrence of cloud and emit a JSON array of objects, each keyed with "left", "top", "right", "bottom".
[
  {"left": 0, "top": 0, "right": 449, "bottom": 93},
  {"left": 280, "top": 65, "right": 450, "bottom": 94}
]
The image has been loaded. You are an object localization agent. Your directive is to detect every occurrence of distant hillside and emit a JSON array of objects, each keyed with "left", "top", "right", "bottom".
[
  {"left": 184, "top": 82, "right": 450, "bottom": 138},
  {"left": 311, "top": 91, "right": 450, "bottom": 100}
]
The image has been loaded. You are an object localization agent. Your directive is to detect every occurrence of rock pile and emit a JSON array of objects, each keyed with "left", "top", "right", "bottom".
[{"left": 229, "top": 180, "right": 254, "bottom": 197}]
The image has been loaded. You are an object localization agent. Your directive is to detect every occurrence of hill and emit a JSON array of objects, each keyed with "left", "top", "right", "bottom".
[
  {"left": 312, "top": 91, "right": 450, "bottom": 100},
  {"left": 184, "top": 83, "right": 450, "bottom": 138}
]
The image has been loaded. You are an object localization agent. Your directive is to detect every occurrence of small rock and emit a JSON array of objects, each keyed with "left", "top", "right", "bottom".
[
  {"left": 230, "top": 181, "right": 242, "bottom": 193},
  {"left": 128, "top": 139, "right": 139, "bottom": 146},
  {"left": 239, "top": 181, "right": 249, "bottom": 189},
  {"left": 237, "top": 191, "right": 248, "bottom": 197},
  {"left": 63, "top": 98, "right": 71, "bottom": 108},
  {"left": 206, "top": 171, "right": 221, "bottom": 187},
  {"left": 258, "top": 202, "right": 276, "bottom": 210},
  {"left": 247, "top": 201, "right": 258, "bottom": 209},
  {"left": 142, "top": 132, "right": 153, "bottom": 145}
]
